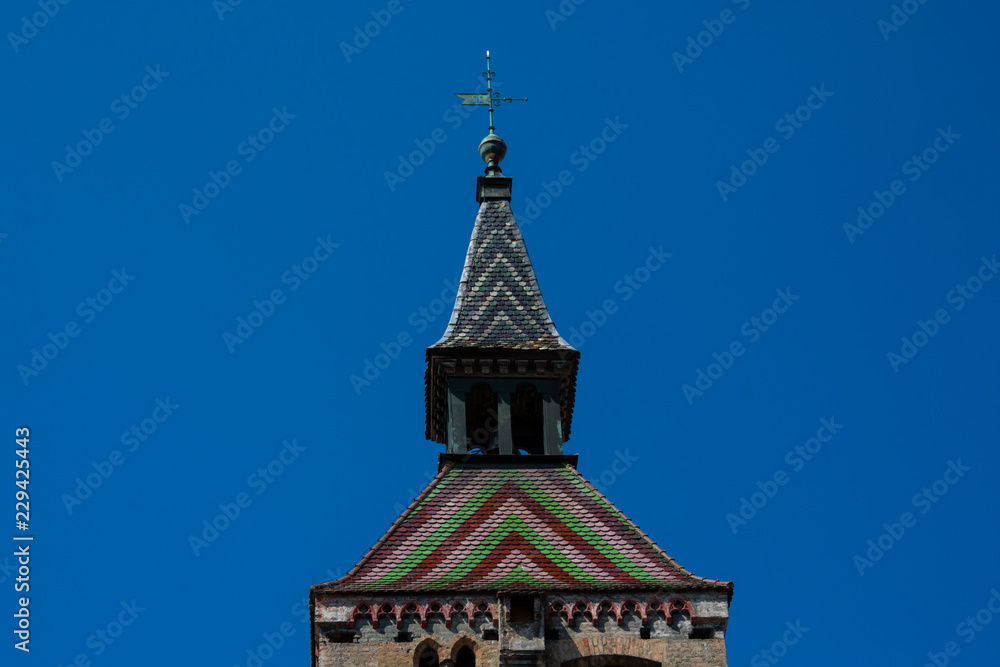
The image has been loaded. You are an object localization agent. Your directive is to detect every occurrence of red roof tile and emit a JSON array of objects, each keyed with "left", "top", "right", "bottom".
[{"left": 315, "top": 461, "right": 731, "bottom": 595}]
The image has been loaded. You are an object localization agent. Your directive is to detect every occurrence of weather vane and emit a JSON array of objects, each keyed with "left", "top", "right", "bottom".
[
  {"left": 454, "top": 51, "right": 527, "bottom": 177},
  {"left": 453, "top": 50, "right": 528, "bottom": 136}
]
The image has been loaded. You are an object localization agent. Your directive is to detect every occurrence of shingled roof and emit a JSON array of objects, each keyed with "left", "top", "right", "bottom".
[
  {"left": 430, "top": 200, "right": 575, "bottom": 351},
  {"left": 314, "top": 461, "right": 731, "bottom": 595}
]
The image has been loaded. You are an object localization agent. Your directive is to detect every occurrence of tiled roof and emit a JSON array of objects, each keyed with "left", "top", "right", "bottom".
[
  {"left": 315, "top": 462, "right": 730, "bottom": 594},
  {"left": 430, "top": 201, "right": 575, "bottom": 351}
]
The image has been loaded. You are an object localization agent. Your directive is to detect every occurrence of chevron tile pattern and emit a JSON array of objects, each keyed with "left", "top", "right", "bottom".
[
  {"left": 430, "top": 201, "right": 574, "bottom": 351},
  {"left": 318, "top": 463, "right": 730, "bottom": 593}
]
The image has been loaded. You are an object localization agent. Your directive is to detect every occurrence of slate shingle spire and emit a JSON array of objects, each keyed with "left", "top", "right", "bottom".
[{"left": 430, "top": 201, "right": 575, "bottom": 352}]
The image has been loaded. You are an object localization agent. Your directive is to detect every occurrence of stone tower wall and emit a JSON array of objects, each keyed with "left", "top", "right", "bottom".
[{"left": 312, "top": 591, "right": 729, "bottom": 667}]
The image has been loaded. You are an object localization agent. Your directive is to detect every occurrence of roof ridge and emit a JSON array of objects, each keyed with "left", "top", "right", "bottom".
[
  {"left": 314, "top": 465, "right": 454, "bottom": 591},
  {"left": 566, "top": 465, "right": 732, "bottom": 590}
]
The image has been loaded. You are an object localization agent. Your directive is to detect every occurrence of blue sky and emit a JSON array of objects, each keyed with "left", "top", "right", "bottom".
[{"left": 3, "top": 1, "right": 999, "bottom": 665}]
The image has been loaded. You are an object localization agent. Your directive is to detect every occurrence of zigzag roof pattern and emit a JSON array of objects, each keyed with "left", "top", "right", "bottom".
[
  {"left": 430, "top": 201, "right": 575, "bottom": 351},
  {"left": 315, "top": 462, "right": 731, "bottom": 594}
]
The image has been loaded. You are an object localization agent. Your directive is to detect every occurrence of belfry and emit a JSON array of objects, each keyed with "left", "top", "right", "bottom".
[{"left": 310, "top": 54, "right": 733, "bottom": 667}]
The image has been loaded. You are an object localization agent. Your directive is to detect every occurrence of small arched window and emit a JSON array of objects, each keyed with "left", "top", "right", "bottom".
[
  {"left": 418, "top": 647, "right": 440, "bottom": 667},
  {"left": 456, "top": 645, "right": 475, "bottom": 667}
]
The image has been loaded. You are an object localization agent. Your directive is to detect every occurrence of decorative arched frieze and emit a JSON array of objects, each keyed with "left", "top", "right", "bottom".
[
  {"left": 400, "top": 600, "right": 426, "bottom": 628},
  {"left": 666, "top": 597, "right": 695, "bottom": 625},
  {"left": 546, "top": 595, "right": 694, "bottom": 629},
  {"left": 348, "top": 601, "right": 374, "bottom": 629},
  {"left": 468, "top": 598, "right": 498, "bottom": 628},
  {"left": 595, "top": 599, "right": 622, "bottom": 627},
  {"left": 348, "top": 597, "right": 496, "bottom": 632}
]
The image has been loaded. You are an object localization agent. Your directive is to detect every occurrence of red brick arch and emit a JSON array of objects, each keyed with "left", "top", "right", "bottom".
[
  {"left": 413, "top": 637, "right": 443, "bottom": 667},
  {"left": 562, "top": 657, "right": 661, "bottom": 667},
  {"left": 449, "top": 635, "right": 479, "bottom": 666}
]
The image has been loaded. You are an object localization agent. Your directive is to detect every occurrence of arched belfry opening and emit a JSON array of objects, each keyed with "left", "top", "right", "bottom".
[
  {"left": 455, "top": 645, "right": 476, "bottom": 667},
  {"left": 466, "top": 382, "right": 500, "bottom": 454},
  {"left": 446, "top": 378, "right": 563, "bottom": 456},
  {"left": 510, "top": 382, "right": 543, "bottom": 455}
]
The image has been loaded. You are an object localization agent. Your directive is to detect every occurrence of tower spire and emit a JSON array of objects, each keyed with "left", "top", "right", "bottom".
[{"left": 426, "top": 57, "right": 578, "bottom": 455}]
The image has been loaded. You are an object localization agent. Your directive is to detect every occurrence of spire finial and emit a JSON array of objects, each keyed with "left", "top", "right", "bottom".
[{"left": 453, "top": 51, "right": 528, "bottom": 176}]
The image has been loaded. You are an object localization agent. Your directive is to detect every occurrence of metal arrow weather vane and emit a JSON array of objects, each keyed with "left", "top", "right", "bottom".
[{"left": 454, "top": 50, "right": 527, "bottom": 135}]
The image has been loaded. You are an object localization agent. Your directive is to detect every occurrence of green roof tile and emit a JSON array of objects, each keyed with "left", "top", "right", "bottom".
[{"left": 315, "top": 462, "right": 730, "bottom": 594}]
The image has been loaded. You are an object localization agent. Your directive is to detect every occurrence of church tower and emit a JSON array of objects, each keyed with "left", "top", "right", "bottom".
[{"left": 310, "top": 56, "right": 733, "bottom": 667}]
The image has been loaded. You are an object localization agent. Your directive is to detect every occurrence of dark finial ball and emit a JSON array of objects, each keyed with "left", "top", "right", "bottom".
[{"left": 478, "top": 133, "right": 507, "bottom": 165}]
